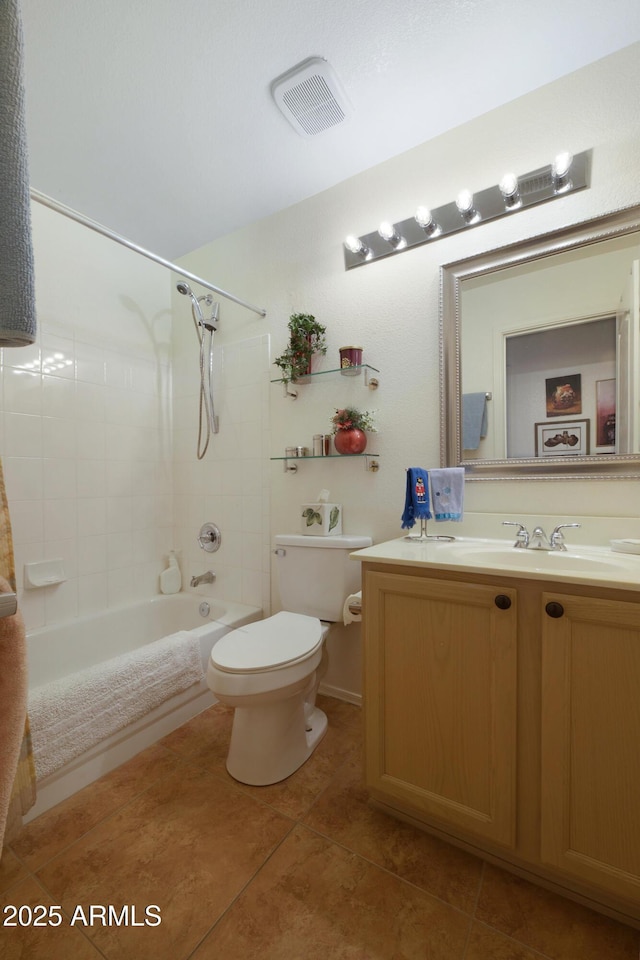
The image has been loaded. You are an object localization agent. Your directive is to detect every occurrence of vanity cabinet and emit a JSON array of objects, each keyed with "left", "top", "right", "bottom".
[
  {"left": 363, "top": 570, "right": 518, "bottom": 848},
  {"left": 540, "top": 592, "right": 640, "bottom": 905},
  {"left": 361, "top": 563, "right": 640, "bottom": 927}
]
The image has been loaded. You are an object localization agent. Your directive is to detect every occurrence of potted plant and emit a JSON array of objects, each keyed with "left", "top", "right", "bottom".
[
  {"left": 330, "top": 407, "right": 377, "bottom": 455},
  {"left": 274, "top": 313, "right": 327, "bottom": 384}
]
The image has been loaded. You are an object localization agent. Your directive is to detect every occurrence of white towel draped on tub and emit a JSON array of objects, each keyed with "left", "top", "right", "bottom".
[{"left": 29, "top": 632, "right": 204, "bottom": 780}]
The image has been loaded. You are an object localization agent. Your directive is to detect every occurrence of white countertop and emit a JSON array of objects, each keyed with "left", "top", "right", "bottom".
[{"left": 350, "top": 536, "right": 640, "bottom": 592}]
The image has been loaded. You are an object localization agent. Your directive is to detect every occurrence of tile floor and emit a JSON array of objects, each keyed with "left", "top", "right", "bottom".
[{"left": 2, "top": 695, "right": 639, "bottom": 960}]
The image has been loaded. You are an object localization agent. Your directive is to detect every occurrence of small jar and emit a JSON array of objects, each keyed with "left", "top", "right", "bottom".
[
  {"left": 295, "top": 446, "right": 309, "bottom": 457},
  {"left": 312, "top": 434, "right": 324, "bottom": 456},
  {"left": 285, "top": 446, "right": 296, "bottom": 458},
  {"left": 323, "top": 434, "right": 332, "bottom": 456}
]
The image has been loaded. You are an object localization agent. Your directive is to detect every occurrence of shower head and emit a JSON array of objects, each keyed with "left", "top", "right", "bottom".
[{"left": 176, "top": 281, "right": 192, "bottom": 296}]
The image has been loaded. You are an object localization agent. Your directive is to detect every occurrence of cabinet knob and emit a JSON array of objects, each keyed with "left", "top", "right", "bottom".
[
  {"left": 494, "top": 594, "right": 511, "bottom": 610},
  {"left": 545, "top": 601, "right": 565, "bottom": 619}
]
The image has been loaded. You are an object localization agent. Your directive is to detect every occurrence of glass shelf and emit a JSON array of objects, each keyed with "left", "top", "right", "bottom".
[
  {"left": 271, "top": 364, "right": 380, "bottom": 396},
  {"left": 271, "top": 453, "right": 380, "bottom": 473}
]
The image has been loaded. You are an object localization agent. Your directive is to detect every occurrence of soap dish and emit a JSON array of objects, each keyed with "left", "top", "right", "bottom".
[{"left": 610, "top": 539, "right": 640, "bottom": 555}]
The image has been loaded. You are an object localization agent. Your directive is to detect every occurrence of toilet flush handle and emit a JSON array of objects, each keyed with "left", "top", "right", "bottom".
[{"left": 273, "top": 548, "right": 286, "bottom": 557}]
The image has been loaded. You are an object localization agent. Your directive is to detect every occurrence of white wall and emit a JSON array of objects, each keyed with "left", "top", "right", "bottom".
[
  {"left": 177, "top": 45, "right": 640, "bottom": 697},
  {"left": 5, "top": 204, "right": 174, "bottom": 631}
]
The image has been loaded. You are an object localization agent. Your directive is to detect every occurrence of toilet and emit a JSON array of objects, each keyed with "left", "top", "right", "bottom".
[{"left": 206, "top": 533, "right": 372, "bottom": 785}]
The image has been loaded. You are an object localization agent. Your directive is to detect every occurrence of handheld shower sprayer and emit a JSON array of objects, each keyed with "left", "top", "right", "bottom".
[{"left": 176, "top": 281, "right": 220, "bottom": 456}]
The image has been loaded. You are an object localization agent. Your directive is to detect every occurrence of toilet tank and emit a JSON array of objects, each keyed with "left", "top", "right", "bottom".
[{"left": 274, "top": 534, "right": 372, "bottom": 621}]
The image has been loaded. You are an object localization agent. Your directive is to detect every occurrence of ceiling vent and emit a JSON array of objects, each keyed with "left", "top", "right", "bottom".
[{"left": 271, "top": 57, "right": 352, "bottom": 138}]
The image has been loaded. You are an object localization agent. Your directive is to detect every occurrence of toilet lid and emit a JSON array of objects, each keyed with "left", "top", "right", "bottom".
[{"left": 210, "top": 611, "right": 323, "bottom": 673}]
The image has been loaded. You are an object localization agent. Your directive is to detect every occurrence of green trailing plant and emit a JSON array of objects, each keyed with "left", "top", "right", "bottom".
[
  {"left": 274, "top": 313, "right": 327, "bottom": 383},
  {"left": 330, "top": 407, "right": 378, "bottom": 433}
]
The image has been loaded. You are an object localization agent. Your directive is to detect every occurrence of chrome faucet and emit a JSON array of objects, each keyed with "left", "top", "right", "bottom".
[
  {"left": 190, "top": 571, "right": 215, "bottom": 587},
  {"left": 529, "top": 526, "right": 551, "bottom": 550},
  {"left": 503, "top": 521, "right": 581, "bottom": 551}
]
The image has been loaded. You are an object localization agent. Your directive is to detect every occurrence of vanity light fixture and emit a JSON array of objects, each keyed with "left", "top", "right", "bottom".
[
  {"left": 455, "top": 189, "right": 480, "bottom": 224},
  {"left": 551, "top": 151, "right": 573, "bottom": 193},
  {"left": 343, "top": 149, "right": 590, "bottom": 270},
  {"left": 499, "top": 172, "right": 521, "bottom": 209},
  {"left": 378, "top": 220, "right": 406, "bottom": 249},
  {"left": 415, "top": 206, "right": 441, "bottom": 237}
]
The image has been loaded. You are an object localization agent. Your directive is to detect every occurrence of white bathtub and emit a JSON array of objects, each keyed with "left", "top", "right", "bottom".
[{"left": 25, "top": 593, "right": 262, "bottom": 821}]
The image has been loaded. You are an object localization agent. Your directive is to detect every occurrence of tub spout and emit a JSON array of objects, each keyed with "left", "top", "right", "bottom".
[{"left": 190, "top": 571, "right": 215, "bottom": 587}]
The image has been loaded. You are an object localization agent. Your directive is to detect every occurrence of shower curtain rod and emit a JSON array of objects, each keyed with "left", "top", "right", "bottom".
[{"left": 30, "top": 189, "right": 267, "bottom": 318}]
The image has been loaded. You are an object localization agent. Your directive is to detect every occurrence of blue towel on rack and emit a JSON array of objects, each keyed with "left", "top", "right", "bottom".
[
  {"left": 462, "top": 393, "right": 488, "bottom": 450},
  {"left": 430, "top": 467, "right": 465, "bottom": 521},
  {"left": 401, "top": 467, "right": 432, "bottom": 529}
]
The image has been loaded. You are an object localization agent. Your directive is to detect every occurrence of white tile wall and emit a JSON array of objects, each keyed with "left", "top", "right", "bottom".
[
  {"left": 171, "top": 333, "right": 271, "bottom": 614},
  {"left": 4, "top": 205, "right": 174, "bottom": 631}
]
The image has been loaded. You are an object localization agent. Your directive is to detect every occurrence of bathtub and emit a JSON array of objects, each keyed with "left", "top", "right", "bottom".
[{"left": 25, "top": 593, "right": 261, "bottom": 821}]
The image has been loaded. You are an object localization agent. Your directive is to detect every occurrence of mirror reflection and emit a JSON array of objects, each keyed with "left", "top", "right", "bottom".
[{"left": 440, "top": 205, "right": 640, "bottom": 480}]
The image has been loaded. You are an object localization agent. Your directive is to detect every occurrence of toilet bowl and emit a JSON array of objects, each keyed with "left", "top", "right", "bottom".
[
  {"left": 207, "top": 611, "right": 330, "bottom": 785},
  {"left": 206, "top": 533, "right": 372, "bottom": 786}
]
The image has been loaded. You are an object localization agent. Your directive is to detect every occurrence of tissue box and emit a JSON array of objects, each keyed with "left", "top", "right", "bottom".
[{"left": 300, "top": 502, "right": 342, "bottom": 536}]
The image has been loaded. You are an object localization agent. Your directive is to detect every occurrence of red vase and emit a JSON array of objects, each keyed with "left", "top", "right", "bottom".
[{"left": 334, "top": 428, "right": 367, "bottom": 455}]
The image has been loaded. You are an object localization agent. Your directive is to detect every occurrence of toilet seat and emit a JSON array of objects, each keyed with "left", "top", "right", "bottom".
[{"left": 210, "top": 611, "right": 323, "bottom": 674}]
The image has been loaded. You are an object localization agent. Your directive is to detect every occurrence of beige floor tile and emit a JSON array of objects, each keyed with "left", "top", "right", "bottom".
[
  {"left": 166, "top": 696, "right": 364, "bottom": 821},
  {"left": 159, "top": 701, "right": 232, "bottom": 774},
  {"left": 0, "top": 847, "right": 29, "bottom": 894},
  {"left": 304, "top": 753, "right": 483, "bottom": 913},
  {"left": 476, "top": 863, "right": 640, "bottom": 960},
  {"left": 465, "top": 921, "right": 549, "bottom": 960},
  {"left": 10, "top": 743, "right": 181, "bottom": 872},
  {"left": 193, "top": 824, "right": 471, "bottom": 960},
  {"left": 1, "top": 876, "right": 103, "bottom": 959},
  {"left": 34, "top": 763, "right": 293, "bottom": 960}
]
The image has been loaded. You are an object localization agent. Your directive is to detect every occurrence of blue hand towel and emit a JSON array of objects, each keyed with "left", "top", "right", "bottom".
[
  {"left": 401, "top": 467, "right": 432, "bottom": 529},
  {"left": 430, "top": 467, "right": 465, "bottom": 522},
  {"left": 462, "top": 393, "right": 488, "bottom": 450}
]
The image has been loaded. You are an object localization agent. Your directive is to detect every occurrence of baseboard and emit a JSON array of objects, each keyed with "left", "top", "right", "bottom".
[{"left": 318, "top": 682, "right": 362, "bottom": 707}]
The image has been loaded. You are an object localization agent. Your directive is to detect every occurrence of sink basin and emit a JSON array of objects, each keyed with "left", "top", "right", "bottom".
[{"left": 443, "top": 544, "right": 631, "bottom": 575}]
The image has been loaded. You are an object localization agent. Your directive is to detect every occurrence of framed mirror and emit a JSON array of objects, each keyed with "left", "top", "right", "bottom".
[{"left": 440, "top": 204, "right": 640, "bottom": 480}]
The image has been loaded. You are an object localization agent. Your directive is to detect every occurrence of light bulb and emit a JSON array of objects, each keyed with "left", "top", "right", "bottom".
[
  {"left": 499, "top": 173, "right": 518, "bottom": 198},
  {"left": 455, "top": 189, "right": 480, "bottom": 224},
  {"left": 344, "top": 235, "right": 369, "bottom": 257},
  {"left": 499, "top": 172, "right": 521, "bottom": 209},
  {"left": 552, "top": 151, "right": 573, "bottom": 179},
  {"left": 378, "top": 221, "right": 396, "bottom": 242},
  {"left": 415, "top": 206, "right": 440, "bottom": 237},
  {"left": 378, "top": 221, "right": 405, "bottom": 249},
  {"left": 415, "top": 206, "right": 433, "bottom": 228},
  {"left": 456, "top": 190, "right": 473, "bottom": 213}
]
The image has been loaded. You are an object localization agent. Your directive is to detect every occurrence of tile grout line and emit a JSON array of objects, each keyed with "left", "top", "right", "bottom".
[
  {"left": 8, "top": 752, "right": 192, "bottom": 879},
  {"left": 184, "top": 818, "right": 299, "bottom": 960}
]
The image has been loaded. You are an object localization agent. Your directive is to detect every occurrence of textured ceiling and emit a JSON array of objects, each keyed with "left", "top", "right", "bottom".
[{"left": 20, "top": 0, "right": 640, "bottom": 259}]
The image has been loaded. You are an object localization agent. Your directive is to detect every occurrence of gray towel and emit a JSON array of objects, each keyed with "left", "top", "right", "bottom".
[
  {"left": 0, "top": 0, "right": 37, "bottom": 347},
  {"left": 462, "top": 392, "right": 488, "bottom": 450}
]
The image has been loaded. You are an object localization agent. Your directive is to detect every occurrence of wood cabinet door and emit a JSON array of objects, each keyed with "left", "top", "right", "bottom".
[
  {"left": 364, "top": 570, "right": 518, "bottom": 848},
  {"left": 541, "top": 592, "right": 640, "bottom": 903}
]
